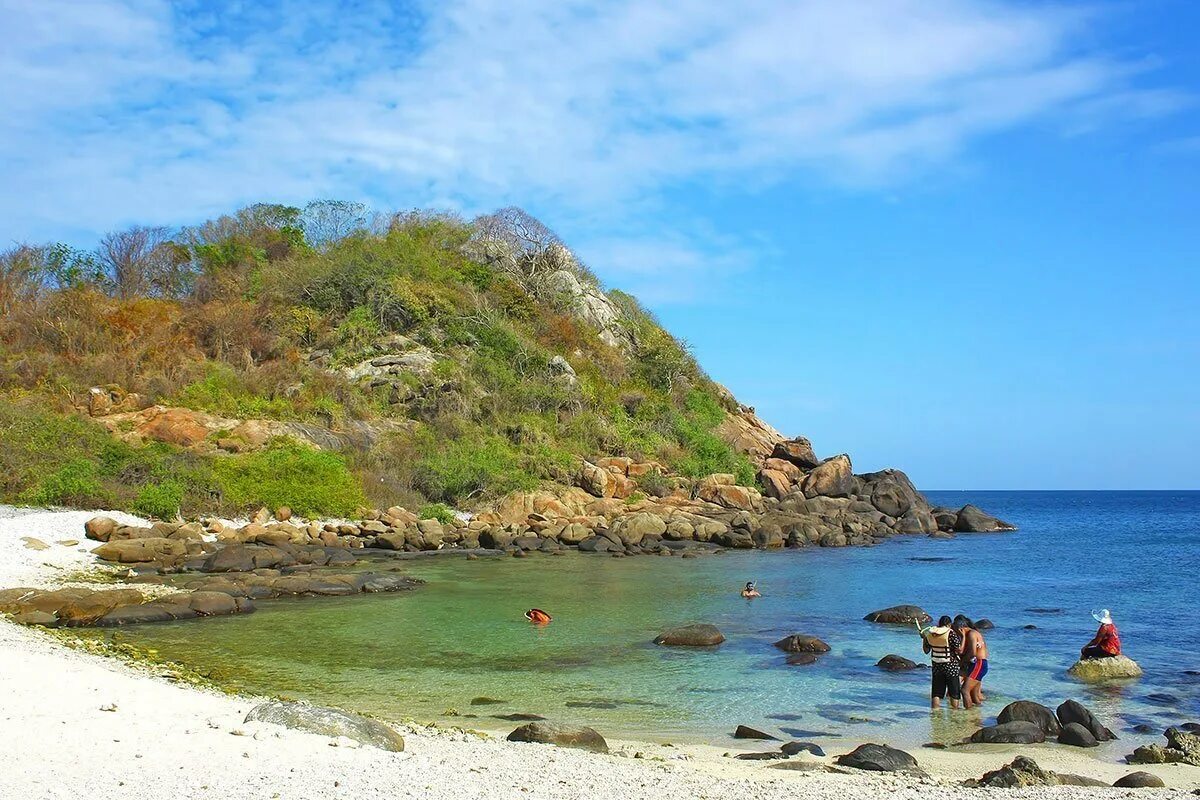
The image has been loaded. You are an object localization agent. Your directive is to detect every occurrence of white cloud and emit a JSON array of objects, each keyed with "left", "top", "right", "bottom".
[{"left": 0, "top": 0, "right": 1179, "bottom": 259}]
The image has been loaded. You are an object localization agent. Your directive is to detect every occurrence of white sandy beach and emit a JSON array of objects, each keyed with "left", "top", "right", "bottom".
[{"left": 1, "top": 507, "right": 1197, "bottom": 800}]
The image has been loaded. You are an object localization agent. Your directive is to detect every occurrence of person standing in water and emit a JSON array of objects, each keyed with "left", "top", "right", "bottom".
[
  {"left": 956, "top": 615, "right": 988, "bottom": 708},
  {"left": 740, "top": 581, "right": 761, "bottom": 598},
  {"left": 921, "top": 615, "right": 963, "bottom": 709},
  {"left": 1080, "top": 609, "right": 1121, "bottom": 659}
]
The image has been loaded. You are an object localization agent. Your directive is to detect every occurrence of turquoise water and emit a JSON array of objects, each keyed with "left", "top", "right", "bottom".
[{"left": 97, "top": 491, "right": 1200, "bottom": 750}]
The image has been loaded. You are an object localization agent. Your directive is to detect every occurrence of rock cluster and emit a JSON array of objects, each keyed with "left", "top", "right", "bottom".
[
  {"left": 973, "top": 699, "right": 1115, "bottom": 748},
  {"left": 1127, "top": 727, "right": 1200, "bottom": 767},
  {"left": 972, "top": 756, "right": 1107, "bottom": 788}
]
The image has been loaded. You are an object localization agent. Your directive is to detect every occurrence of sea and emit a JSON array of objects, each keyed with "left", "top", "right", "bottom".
[{"left": 91, "top": 491, "right": 1200, "bottom": 753}]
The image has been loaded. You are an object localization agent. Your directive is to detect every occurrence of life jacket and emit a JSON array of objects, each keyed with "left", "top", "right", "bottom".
[
  {"left": 923, "top": 626, "right": 953, "bottom": 665},
  {"left": 525, "top": 608, "right": 552, "bottom": 625}
]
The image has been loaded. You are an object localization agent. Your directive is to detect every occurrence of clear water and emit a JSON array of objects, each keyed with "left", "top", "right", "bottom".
[{"left": 91, "top": 491, "right": 1200, "bottom": 752}]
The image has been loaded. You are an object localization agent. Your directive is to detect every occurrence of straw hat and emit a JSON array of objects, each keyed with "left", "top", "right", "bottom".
[{"left": 1092, "top": 609, "right": 1113, "bottom": 625}]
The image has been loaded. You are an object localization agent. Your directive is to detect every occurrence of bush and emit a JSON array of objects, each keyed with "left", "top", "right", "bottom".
[
  {"left": 18, "top": 458, "right": 108, "bottom": 508},
  {"left": 210, "top": 438, "right": 365, "bottom": 517},
  {"left": 418, "top": 502, "right": 457, "bottom": 524},
  {"left": 133, "top": 480, "right": 185, "bottom": 519}
]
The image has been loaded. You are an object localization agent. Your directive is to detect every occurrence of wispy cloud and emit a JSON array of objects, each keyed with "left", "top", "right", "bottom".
[{"left": 0, "top": 0, "right": 1180, "bottom": 277}]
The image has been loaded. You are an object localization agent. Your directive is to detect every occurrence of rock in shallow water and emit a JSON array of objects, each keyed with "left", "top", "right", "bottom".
[
  {"left": 997, "top": 700, "right": 1061, "bottom": 736},
  {"left": 734, "top": 725, "right": 778, "bottom": 740},
  {"left": 773, "top": 634, "right": 830, "bottom": 653},
  {"left": 970, "top": 721, "right": 1046, "bottom": 744},
  {"left": 653, "top": 624, "right": 724, "bottom": 647},
  {"left": 1056, "top": 699, "right": 1116, "bottom": 742},
  {"left": 244, "top": 700, "right": 404, "bottom": 751},
  {"left": 863, "top": 605, "right": 930, "bottom": 625},
  {"left": 1067, "top": 655, "right": 1143, "bottom": 682},
  {"left": 876, "top": 654, "right": 921, "bottom": 671},
  {"left": 507, "top": 721, "right": 608, "bottom": 753},
  {"left": 1058, "top": 722, "right": 1099, "bottom": 748}
]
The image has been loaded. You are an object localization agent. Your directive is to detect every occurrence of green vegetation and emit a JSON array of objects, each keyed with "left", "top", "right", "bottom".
[{"left": 0, "top": 202, "right": 755, "bottom": 516}]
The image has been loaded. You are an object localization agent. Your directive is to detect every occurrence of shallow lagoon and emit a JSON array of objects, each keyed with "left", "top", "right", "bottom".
[{"left": 98, "top": 491, "right": 1200, "bottom": 750}]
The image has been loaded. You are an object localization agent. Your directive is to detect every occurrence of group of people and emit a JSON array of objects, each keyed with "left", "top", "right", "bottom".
[
  {"left": 920, "top": 615, "right": 989, "bottom": 709},
  {"left": 920, "top": 608, "right": 1122, "bottom": 710}
]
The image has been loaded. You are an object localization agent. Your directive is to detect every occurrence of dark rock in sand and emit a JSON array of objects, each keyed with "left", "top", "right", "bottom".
[
  {"left": 654, "top": 624, "right": 724, "bottom": 647},
  {"left": 1114, "top": 771, "right": 1167, "bottom": 788},
  {"left": 876, "top": 654, "right": 921, "bottom": 671},
  {"left": 734, "top": 725, "right": 778, "bottom": 741},
  {"left": 245, "top": 700, "right": 404, "bottom": 751},
  {"left": 970, "top": 721, "right": 1046, "bottom": 744},
  {"left": 1059, "top": 722, "right": 1099, "bottom": 748},
  {"left": 1056, "top": 699, "right": 1116, "bottom": 742},
  {"left": 785, "top": 653, "right": 819, "bottom": 666},
  {"left": 953, "top": 504, "right": 1016, "bottom": 532},
  {"left": 507, "top": 721, "right": 608, "bottom": 753},
  {"left": 997, "top": 700, "right": 1061, "bottom": 736},
  {"left": 735, "top": 751, "right": 783, "bottom": 761},
  {"left": 863, "top": 605, "right": 930, "bottom": 625},
  {"left": 773, "top": 634, "right": 830, "bottom": 654},
  {"left": 781, "top": 741, "right": 825, "bottom": 757},
  {"left": 835, "top": 743, "right": 924, "bottom": 775}
]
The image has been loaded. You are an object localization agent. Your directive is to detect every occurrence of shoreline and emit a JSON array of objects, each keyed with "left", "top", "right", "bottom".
[{"left": 2, "top": 507, "right": 1198, "bottom": 797}]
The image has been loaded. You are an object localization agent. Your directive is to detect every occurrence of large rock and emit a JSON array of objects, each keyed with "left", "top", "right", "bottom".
[
  {"left": 835, "top": 743, "right": 923, "bottom": 775},
  {"left": 137, "top": 407, "right": 211, "bottom": 447},
  {"left": 953, "top": 504, "right": 1016, "bottom": 532},
  {"left": 1067, "top": 655, "right": 1143, "bottom": 682},
  {"left": 773, "top": 634, "right": 830, "bottom": 654},
  {"left": 507, "top": 721, "right": 608, "bottom": 753},
  {"left": 610, "top": 512, "right": 666, "bottom": 545},
  {"left": 802, "top": 455, "right": 853, "bottom": 498},
  {"left": 733, "top": 725, "right": 778, "bottom": 740},
  {"left": 56, "top": 589, "right": 146, "bottom": 625},
  {"left": 1058, "top": 722, "right": 1099, "bottom": 748},
  {"left": 91, "top": 538, "right": 187, "bottom": 564},
  {"left": 244, "top": 700, "right": 404, "bottom": 751},
  {"left": 1114, "top": 771, "right": 1166, "bottom": 788},
  {"left": 970, "top": 721, "right": 1046, "bottom": 744},
  {"left": 84, "top": 516, "right": 118, "bottom": 542},
  {"left": 654, "top": 624, "right": 725, "bottom": 647},
  {"left": 771, "top": 438, "right": 819, "bottom": 470},
  {"left": 977, "top": 756, "right": 1093, "bottom": 788},
  {"left": 863, "top": 605, "right": 930, "bottom": 625},
  {"left": 578, "top": 461, "right": 611, "bottom": 498},
  {"left": 997, "top": 700, "right": 1061, "bottom": 736},
  {"left": 876, "top": 654, "right": 921, "bottom": 671},
  {"left": 1056, "top": 699, "right": 1116, "bottom": 742},
  {"left": 697, "top": 475, "right": 762, "bottom": 511},
  {"left": 1127, "top": 728, "right": 1200, "bottom": 767}
]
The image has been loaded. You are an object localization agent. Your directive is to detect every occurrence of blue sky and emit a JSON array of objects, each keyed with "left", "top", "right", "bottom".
[{"left": 2, "top": 0, "right": 1197, "bottom": 489}]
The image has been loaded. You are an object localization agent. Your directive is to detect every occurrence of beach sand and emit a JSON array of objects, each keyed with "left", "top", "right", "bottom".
[{"left": 1, "top": 507, "right": 1197, "bottom": 799}]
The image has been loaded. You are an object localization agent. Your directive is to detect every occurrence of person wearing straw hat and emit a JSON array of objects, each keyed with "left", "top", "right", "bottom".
[{"left": 1080, "top": 609, "right": 1122, "bottom": 660}]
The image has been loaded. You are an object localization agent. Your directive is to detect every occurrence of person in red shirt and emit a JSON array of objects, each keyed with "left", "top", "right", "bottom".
[{"left": 1081, "top": 609, "right": 1121, "bottom": 659}]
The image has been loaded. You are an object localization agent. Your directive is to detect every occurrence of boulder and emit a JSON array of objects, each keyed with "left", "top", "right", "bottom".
[
  {"left": 137, "top": 407, "right": 211, "bottom": 447},
  {"left": 610, "top": 513, "right": 666, "bottom": 546},
  {"left": 773, "top": 634, "right": 830, "bottom": 654},
  {"left": 578, "top": 461, "right": 611, "bottom": 498},
  {"left": 697, "top": 476, "right": 762, "bottom": 511},
  {"left": 1067, "top": 655, "right": 1143, "bottom": 682},
  {"left": 835, "top": 743, "right": 923, "bottom": 775},
  {"left": 758, "top": 469, "right": 792, "bottom": 499},
  {"left": 56, "top": 589, "right": 146, "bottom": 625},
  {"left": 970, "top": 721, "right": 1046, "bottom": 744},
  {"left": 802, "top": 455, "right": 853, "bottom": 498},
  {"left": 869, "top": 481, "right": 914, "bottom": 518},
  {"left": 781, "top": 741, "right": 825, "bottom": 757},
  {"left": 977, "top": 756, "right": 1070, "bottom": 788},
  {"left": 863, "top": 605, "right": 930, "bottom": 625},
  {"left": 1058, "top": 722, "right": 1099, "bottom": 748},
  {"left": 84, "top": 516, "right": 118, "bottom": 542},
  {"left": 92, "top": 538, "right": 186, "bottom": 564},
  {"left": 1113, "top": 772, "right": 1166, "bottom": 788},
  {"left": 654, "top": 624, "right": 725, "bottom": 647},
  {"left": 876, "top": 654, "right": 921, "bottom": 671},
  {"left": 996, "top": 701, "right": 1061, "bottom": 736},
  {"left": 245, "top": 700, "right": 404, "bottom": 752},
  {"left": 733, "top": 725, "right": 778, "bottom": 740},
  {"left": 1056, "top": 699, "right": 1116, "bottom": 742},
  {"left": 1127, "top": 728, "right": 1200, "bottom": 767},
  {"left": 763, "top": 457, "right": 804, "bottom": 482},
  {"left": 771, "top": 437, "right": 819, "bottom": 469},
  {"left": 507, "top": 721, "right": 607, "bottom": 753},
  {"left": 953, "top": 504, "right": 1016, "bottom": 532}
]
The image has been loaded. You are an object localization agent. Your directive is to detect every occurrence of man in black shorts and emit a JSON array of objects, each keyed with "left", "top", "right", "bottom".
[{"left": 921, "top": 615, "right": 963, "bottom": 709}]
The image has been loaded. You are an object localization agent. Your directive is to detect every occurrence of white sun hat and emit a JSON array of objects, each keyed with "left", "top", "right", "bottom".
[{"left": 1092, "top": 609, "right": 1113, "bottom": 625}]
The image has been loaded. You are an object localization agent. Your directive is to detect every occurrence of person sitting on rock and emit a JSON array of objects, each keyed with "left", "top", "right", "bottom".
[
  {"left": 1081, "top": 609, "right": 1121, "bottom": 660},
  {"left": 740, "top": 581, "right": 761, "bottom": 598}
]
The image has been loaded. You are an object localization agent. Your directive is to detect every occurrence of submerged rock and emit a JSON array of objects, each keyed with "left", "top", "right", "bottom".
[
  {"left": 653, "top": 624, "right": 725, "bottom": 647},
  {"left": 785, "top": 653, "right": 819, "bottom": 666},
  {"left": 835, "top": 743, "right": 924, "bottom": 775},
  {"left": 1067, "top": 655, "right": 1143, "bottom": 682},
  {"left": 507, "top": 721, "right": 608, "bottom": 753},
  {"left": 863, "top": 605, "right": 930, "bottom": 625},
  {"left": 245, "top": 700, "right": 404, "bottom": 751}
]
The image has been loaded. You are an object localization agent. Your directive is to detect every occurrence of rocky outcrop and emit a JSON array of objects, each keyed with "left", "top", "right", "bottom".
[
  {"left": 953, "top": 504, "right": 1016, "bottom": 532},
  {"left": 835, "top": 743, "right": 924, "bottom": 775},
  {"left": 245, "top": 700, "right": 405, "bottom": 751},
  {"left": 507, "top": 721, "right": 608, "bottom": 753},
  {"left": 1127, "top": 728, "right": 1200, "bottom": 766},
  {"left": 654, "top": 624, "right": 725, "bottom": 647},
  {"left": 1067, "top": 655, "right": 1143, "bottom": 682},
  {"left": 801, "top": 455, "right": 853, "bottom": 498}
]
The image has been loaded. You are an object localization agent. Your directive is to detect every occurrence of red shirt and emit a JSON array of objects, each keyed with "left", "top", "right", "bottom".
[{"left": 1096, "top": 623, "right": 1121, "bottom": 655}]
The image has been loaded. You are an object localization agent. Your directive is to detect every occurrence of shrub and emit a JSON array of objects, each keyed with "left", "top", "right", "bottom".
[
  {"left": 210, "top": 438, "right": 365, "bottom": 517},
  {"left": 133, "top": 480, "right": 185, "bottom": 519},
  {"left": 18, "top": 458, "right": 108, "bottom": 508},
  {"left": 418, "top": 502, "right": 457, "bottom": 524}
]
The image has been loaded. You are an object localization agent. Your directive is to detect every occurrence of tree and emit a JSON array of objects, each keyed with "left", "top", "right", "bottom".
[
  {"left": 0, "top": 244, "right": 46, "bottom": 316},
  {"left": 98, "top": 225, "right": 178, "bottom": 298},
  {"left": 466, "top": 207, "right": 581, "bottom": 296},
  {"left": 301, "top": 200, "right": 368, "bottom": 250}
]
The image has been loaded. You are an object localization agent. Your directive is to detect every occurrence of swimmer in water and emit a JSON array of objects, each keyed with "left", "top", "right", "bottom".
[
  {"left": 524, "top": 608, "right": 552, "bottom": 625},
  {"left": 740, "top": 581, "right": 761, "bottom": 598}
]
